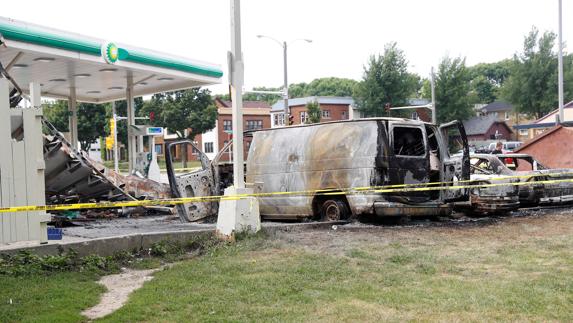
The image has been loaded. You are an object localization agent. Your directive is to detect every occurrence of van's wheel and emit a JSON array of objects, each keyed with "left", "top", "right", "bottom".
[{"left": 320, "top": 199, "right": 349, "bottom": 221}]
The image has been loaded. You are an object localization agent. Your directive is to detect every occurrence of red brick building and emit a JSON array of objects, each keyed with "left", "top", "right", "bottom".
[
  {"left": 270, "top": 96, "right": 356, "bottom": 127},
  {"left": 159, "top": 99, "right": 271, "bottom": 162}
]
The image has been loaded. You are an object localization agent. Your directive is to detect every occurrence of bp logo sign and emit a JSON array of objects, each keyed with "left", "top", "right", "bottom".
[{"left": 102, "top": 42, "right": 119, "bottom": 64}]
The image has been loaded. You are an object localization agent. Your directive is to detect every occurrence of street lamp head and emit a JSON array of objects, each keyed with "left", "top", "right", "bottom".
[
  {"left": 304, "top": 39, "right": 313, "bottom": 43},
  {"left": 256, "top": 35, "right": 263, "bottom": 38}
]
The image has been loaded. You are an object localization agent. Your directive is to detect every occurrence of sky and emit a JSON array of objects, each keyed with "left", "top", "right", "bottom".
[{"left": 2, "top": 0, "right": 571, "bottom": 95}]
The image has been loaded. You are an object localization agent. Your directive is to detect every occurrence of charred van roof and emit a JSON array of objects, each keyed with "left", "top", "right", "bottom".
[{"left": 244, "top": 117, "right": 432, "bottom": 134}]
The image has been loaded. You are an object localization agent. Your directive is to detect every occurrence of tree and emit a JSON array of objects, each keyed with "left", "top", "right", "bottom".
[
  {"left": 290, "top": 77, "right": 358, "bottom": 98},
  {"left": 435, "top": 56, "right": 472, "bottom": 123},
  {"left": 43, "top": 100, "right": 108, "bottom": 151},
  {"left": 502, "top": 27, "right": 557, "bottom": 119},
  {"left": 140, "top": 88, "right": 217, "bottom": 167},
  {"left": 305, "top": 100, "right": 321, "bottom": 124},
  {"left": 467, "top": 60, "right": 512, "bottom": 104},
  {"left": 353, "top": 42, "right": 419, "bottom": 117},
  {"left": 215, "top": 86, "right": 282, "bottom": 105}
]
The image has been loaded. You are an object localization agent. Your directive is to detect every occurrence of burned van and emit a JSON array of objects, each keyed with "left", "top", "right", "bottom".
[{"left": 246, "top": 118, "right": 470, "bottom": 220}]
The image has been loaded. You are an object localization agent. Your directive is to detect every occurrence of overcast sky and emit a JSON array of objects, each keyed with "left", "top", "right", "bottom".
[{"left": 2, "top": 1, "right": 571, "bottom": 95}]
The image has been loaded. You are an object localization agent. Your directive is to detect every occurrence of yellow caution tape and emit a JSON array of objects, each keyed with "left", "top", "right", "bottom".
[{"left": 2, "top": 174, "right": 573, "bottom": 214}]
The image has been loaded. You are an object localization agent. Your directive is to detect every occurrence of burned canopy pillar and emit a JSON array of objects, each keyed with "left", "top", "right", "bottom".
[{"left": 68, "top": 86, "right": 78, "bottom": 150}]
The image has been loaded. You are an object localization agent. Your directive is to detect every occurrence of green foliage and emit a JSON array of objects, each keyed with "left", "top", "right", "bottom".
[
  {"left": 468, "top": 60, "right": 512, "bottom": 103},
  {"left": 305, "top": 100, "right": 321, "bottom": 124},
  {"left": 353, "top": 42, "right": 419, "bottom": 117},
  {"left": 42, "top": 101, "right": 108, "bottom": 150},
  {"left": 435, "top": 56, "right": 472, "bottom": 123},
  {"left": 42, "top": 100, "right": 70, "bottom": 131},
  {"left": 140, "top": 88, "right": 216, "bottom": 140},
  {"left": 289, "top": 77, "right": 358, "bottom": 98},
  {"left": 502, "top": 27, "right": 558, "bottom": 118},
  {"left": 216, "top": 86, "right": 282, "bottom": 105}
]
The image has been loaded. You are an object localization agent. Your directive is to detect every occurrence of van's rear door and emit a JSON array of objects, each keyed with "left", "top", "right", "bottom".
[
  {"left": 387, "top": 121, "right": 431, "bottom": 203},
  {"left": 439, "top": 120, "right": 470, "bottom": 202}
]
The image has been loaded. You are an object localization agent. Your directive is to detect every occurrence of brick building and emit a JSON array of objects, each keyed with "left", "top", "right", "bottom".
[
  {"left": 270, "top": 96, "right": 357, "bottom": 127},
  {"left": 158, "top": 98, "right": 271, "bottom": 162}
]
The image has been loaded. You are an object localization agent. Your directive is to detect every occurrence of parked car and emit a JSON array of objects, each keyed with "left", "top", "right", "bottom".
[
  {"left": 487, "top": 141, "right": 523, "bottom": 153},
  {"left": 166, "top": 118, "right": 471, "bottom": 222}
]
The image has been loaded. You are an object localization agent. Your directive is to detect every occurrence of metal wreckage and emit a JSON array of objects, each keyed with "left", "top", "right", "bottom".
[{"left": 40, "top": 115, "right": 573, "bottom": 222}]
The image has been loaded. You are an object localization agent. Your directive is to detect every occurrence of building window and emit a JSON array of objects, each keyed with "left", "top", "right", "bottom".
[
  {"left": 204, "top": 142, "right": 214, "bottom": 153},
  {"left": 505, "top": 112, "right": 510, "bottom": 120},
  {"left": 321, "top": 110, "right": 331, "bottom": 119},
  {"left": 246, "top": 120, "right": 263, "bottom": 130},
  {"left": 154, "top": 144, "right": 163, "bottom": 155},
  {"left": 223, "top": 120, "right": 232, "bottom": 131},
  {"left": 273, "top": 113, "right": 285, "bottom": 126},
  {"left": 300, "top": 111, "right": 309, "bottom": 124},
  {"left": 342, "top": 111, "right": 347, "bottom": 119},
  {"left": 519, "top": 129, "right": 528, "bottom": 136}
]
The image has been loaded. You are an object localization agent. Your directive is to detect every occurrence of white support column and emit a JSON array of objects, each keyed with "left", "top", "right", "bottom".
[
  {"left": 68, "top": 87, "right": 78, "bottom": 150},
  {"left": 216, "top": 0, "right": 260, "bottom": 241},
  {"left": 26, "top": 82, "right": 50, "bottom": 244},
  {"left": 126, "top": 74, "right": 136, "bottom": 173}
]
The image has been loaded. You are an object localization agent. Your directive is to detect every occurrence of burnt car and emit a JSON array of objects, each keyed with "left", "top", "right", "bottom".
[
  {"left": 453, "top": 154, "right": 520, "bottom": 215},
  {"left": 167, "top": 118, "right": 471, "bottom": 222},
  {"left": 497, "top": 153, "right": 573, "bottom": 206}
]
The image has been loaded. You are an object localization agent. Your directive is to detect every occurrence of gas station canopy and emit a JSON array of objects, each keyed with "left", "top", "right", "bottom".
[{"left": 0, "top": 16, "right": 223, "bottom": 103}]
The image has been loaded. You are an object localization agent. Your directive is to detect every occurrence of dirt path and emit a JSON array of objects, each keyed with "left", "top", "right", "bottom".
[{"left": 82, "top": 268, "right": 159, "bottom": 320}]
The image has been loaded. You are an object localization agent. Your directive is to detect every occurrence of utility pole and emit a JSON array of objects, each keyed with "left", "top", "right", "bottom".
[
  {"left": 217, "top": 0, "right": 260, "bottom": 240},
  {"left": 229, "top": 0, "right": 245, "bottom": 189},
  {"left": 558, "top": 0, "right": 564, "bottom": 123},
  {"left": 257, "top": 36, "right": 311, "bottom": 126},
  {"left": 430, "top": 67, "right": 437, "bottom": 124}
]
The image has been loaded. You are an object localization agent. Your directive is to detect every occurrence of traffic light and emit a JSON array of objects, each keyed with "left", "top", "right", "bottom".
[
  {"left": 149, "top": 111, "right": 155, "bottom": 122},
  {"left": 288, "top": 114, "right": 294, "bottom": 125}
]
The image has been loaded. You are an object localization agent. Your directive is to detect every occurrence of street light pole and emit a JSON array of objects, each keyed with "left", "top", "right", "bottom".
[
  {"left": 257, "top": 35, "right": 312, "bottom": 126},
  {"left": 283, "top": 41, "right": 289, "bottom": 124},
  {"left": 558, "top": 0, "right": 564, "bottom": 123}
]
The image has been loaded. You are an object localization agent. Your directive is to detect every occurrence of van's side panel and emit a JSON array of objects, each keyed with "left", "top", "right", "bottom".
[{"left": 247, "top": 121, "right": 380, "bottom": 218}]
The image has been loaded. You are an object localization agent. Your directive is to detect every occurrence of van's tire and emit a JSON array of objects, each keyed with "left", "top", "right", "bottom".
[{"left": 319, "top": 199, "right": 350, "bottom": 221}]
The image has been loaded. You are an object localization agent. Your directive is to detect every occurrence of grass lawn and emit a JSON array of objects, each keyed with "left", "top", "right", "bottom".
[
  {"left": 0, "top": 272, "right": 104, "bottom": 322},
  {"left": 99, "top": 214, "right": 573, "bottom": 322},
  {"left": 1, "top": 213, "right": 572, "bottom": 322}
]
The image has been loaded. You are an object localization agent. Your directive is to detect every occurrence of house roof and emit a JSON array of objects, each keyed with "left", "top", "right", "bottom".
[
  {"left": 463, "top": 114, "right": 512, "bottom": 135},
  {"left": 481, "top": 101, "right": 512, "bottom": 113},
  {"left": 215, "top": 98, "right": 271, "bottom": 109},
  {"left": 271, "top": 96, "right": 354, "bottom": 112}
]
